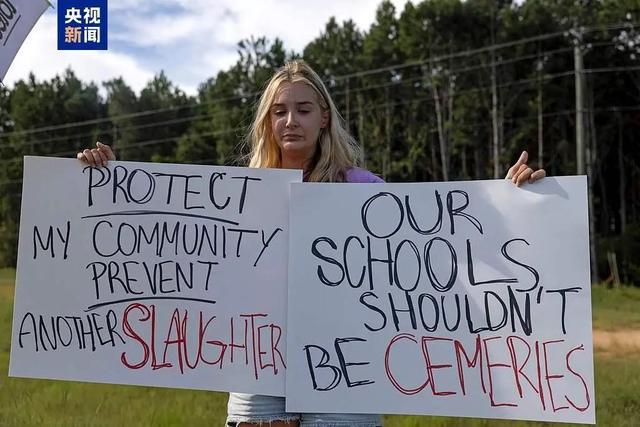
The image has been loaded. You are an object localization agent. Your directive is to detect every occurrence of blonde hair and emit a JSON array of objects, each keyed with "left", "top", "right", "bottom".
[{"left": 246, "top": 60, "right": 362, "bottom": 182}]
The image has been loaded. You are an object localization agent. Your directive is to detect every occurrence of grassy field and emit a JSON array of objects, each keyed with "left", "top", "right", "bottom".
[
  {"left": 591, "top": 284, "right": 640, "bottom": 330},
  {"left": 1, "top": 268, "right": 639, "bottom": 426}
]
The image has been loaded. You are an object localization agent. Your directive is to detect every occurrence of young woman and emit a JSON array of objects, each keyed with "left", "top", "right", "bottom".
[{"left": 78, "top": 60, "right": 544, "bottom": 426}]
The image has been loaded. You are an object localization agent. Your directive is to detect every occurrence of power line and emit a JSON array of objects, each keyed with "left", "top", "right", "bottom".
[
  {"left": 0, "top": 93, "right": 257, "bottom": 139},
  {"left": 0, "top": 68, "right": 576, "bottom": 163},
  {"left": 0, "top": 23, "right": 633, "bottom": 139},
  {"left": 1, "top": 58, "right": 634, "bottom": 163},
  {"left": 2, "top": 40, "right": 626, "bottom": 152},
  {"left": 0, "top": 110, "right": 231, "bottom": 147},
  {"left": 585, "top": 65, "right": 640, "bottom": 74},
  {"left": 0, "top": 126, "right": 243, "bottom": 167},
  {"left": 3, "top": 102, "right": 640, "bottom": 189},
  {"left": 332, "top": 22, "right": 639, "bottom": 81}
]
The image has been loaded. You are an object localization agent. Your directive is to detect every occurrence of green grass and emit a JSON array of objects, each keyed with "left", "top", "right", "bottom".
[
  {"left": 591, "top": 284, "right": 640, "bottom": 330},
  {"left": 1, "top": 268, "right": 639, "bottom": 426},
  {"left": 0, "top": 268, "right": 15, "bottom": 293}
]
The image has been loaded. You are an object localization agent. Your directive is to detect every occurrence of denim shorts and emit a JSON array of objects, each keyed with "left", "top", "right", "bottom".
[{"left": 226, "top": 393, "right": 382, "bottom": 426}]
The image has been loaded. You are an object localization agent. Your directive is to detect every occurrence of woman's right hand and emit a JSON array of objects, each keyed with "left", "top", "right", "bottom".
[{"left": 76, "top": 142, "right": 116, "bottom": 167}]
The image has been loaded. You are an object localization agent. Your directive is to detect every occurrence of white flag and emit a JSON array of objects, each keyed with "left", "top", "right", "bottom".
[{"left": 0, "top": 0, "right": 50, "bottom": 82}]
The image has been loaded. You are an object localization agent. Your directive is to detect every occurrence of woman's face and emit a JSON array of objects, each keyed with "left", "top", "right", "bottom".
[{"left": 270, "top": 81, "right": 328, "bottom": 162}]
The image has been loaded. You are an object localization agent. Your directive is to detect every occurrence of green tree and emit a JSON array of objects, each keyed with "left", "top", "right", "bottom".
[
  {"left": 136, "top": 71, "right": 193, "bottom": 162},
  {"left": 0, "top": 70, "right": 102, "bottom": 265},
  {"left": 102, "top": 77, "right": 139, "bottom": 160},
  {"left": 359, "top": 0, "right": 405, "bottom": 180},
  {"left": 195, "top": 37, "right": 289, "bottom": 165}
]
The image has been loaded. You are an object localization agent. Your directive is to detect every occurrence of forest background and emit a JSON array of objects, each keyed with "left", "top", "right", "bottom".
[{"left": 1, "top": 0, "right": 639, "bottom": 285}]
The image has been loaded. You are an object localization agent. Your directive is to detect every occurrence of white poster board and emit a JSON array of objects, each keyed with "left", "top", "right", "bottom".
[
  {"left": 10, "top": 156, "right": 301, "bottom": 396},
  {"left": 286, "top": 177, "right": 594, "bottom": 424},
  {"left": 0, "top": 0, "right": 49, "bottom": 81}
]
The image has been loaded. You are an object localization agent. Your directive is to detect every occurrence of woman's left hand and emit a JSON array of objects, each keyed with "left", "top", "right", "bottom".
[{"left": 506, "top": 151, "right": 546, "bottom": 186}]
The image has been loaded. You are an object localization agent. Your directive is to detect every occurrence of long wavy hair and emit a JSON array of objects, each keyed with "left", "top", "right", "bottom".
[{"left": 245, "top": 60, "right": 362, "bottom": 182}]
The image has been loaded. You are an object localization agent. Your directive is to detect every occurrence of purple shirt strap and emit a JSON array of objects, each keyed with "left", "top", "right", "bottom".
[{"left": 345, "top": 167, "right": 385, "bottom": 183}]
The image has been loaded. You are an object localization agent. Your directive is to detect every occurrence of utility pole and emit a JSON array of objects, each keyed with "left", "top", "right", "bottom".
[
  {"left": 384, "top": 87, "right": 391, "bottom": 180},
  {"left": 357, "top": 93, "right": 366, "bottom": 167},
  {"left": 345, "top": 78, "right": 350, "bottom": 132},
  {"left": 573, "top": 25, "right": 597, "bottom": 283},
  {"left": 537, "top": 49, "right": 544, "bottom": 169},
  {"left": 618, "top": 110, "right": 626, "bottom": 234},
  {"left": 356, "top": 93, "right": 367, "bottom": 168},
  {"left": 490, "top": 7, "right": 500, "bottom": 179},
  {"left": 112, "top": 123, "right": 117, "bottom": 153},
  {"left": 432, "top": 67, "right": 448, "bottom": 181},
  {"left": 574, "top": 32, "right": 585, "bottom": 175}
]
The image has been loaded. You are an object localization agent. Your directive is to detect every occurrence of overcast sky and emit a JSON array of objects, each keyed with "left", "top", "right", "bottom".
[{"left": 5, "top": 0, "right": 410, "bottom": 96}]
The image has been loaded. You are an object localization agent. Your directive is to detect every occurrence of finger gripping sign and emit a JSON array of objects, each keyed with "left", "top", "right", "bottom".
[
  {"left": 10, "top": 156, "right": 301, "bottom": 396},
  {"left": 286, "top": 178, "right": 595, "bottom": 424}
]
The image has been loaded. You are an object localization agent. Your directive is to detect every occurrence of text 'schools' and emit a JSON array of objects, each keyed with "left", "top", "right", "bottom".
[{"left": 286, "top": 179, "right": 594, "bottom": 424}]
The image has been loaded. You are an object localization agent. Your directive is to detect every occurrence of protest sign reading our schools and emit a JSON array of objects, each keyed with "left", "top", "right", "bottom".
[
  {"left": 10, "top": 156, "right": 301, "bottom": 396},
  {"left": 286, "top": 177, "right": 594, "bottom": 424}
]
